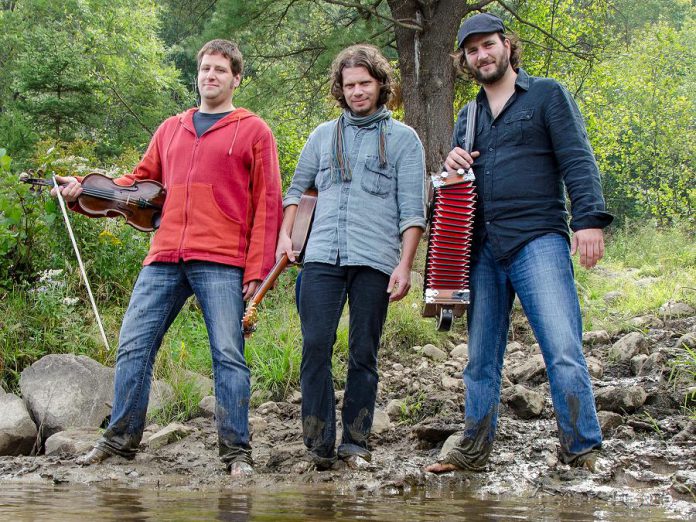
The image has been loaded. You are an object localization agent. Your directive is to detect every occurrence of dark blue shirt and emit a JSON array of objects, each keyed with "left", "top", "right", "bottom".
[
  {"left": 453, "top": 68, "right": 613, "bottom": 262},
  {"left": 193, "top": 110, "right": 232, "bottom": 137}
]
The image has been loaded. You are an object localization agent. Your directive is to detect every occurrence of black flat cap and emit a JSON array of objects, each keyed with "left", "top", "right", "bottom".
[{"left": 457, "top": 13, "right": 505, "bottom": 48}]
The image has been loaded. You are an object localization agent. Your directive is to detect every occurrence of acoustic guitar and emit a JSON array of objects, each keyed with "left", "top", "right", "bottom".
[{"left": 242, "top": 188, "right": 318, "bottom": 337}]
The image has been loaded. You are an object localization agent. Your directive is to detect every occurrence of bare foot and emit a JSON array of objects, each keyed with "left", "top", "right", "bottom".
[{"left": 424, "top": 462, "right": 460, "bottom": 474}]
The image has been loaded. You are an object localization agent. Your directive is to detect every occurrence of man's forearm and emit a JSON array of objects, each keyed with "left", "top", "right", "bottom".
[{"left": 399, "top": 227, "right": 423, "bottom": 268}]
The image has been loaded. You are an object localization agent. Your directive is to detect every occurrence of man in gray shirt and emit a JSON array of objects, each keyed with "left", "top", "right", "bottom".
[{"left": 277, "top": 44, "right": 426, "bottom": 469}]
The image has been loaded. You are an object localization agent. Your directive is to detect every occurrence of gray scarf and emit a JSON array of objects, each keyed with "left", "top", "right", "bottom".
[{"left": 332, "top": 105, "right": 391, "bottom": 182}]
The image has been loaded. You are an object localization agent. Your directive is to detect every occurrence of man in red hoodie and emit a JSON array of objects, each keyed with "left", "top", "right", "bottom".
[{"left": 53, "top": 40, "right": 282, "bottom": 477}]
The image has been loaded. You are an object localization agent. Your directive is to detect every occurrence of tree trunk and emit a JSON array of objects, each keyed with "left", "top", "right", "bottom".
[{"left": 387, "top": 0, "right": 482, "bottom": 174}]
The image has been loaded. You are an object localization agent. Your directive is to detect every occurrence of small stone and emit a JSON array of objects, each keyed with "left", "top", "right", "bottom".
[
  {"left": 386, "top": 399, "right": 404, "bottom": 420},
  {"left": 450, "top": 343, "right": 468, "bottom": 359},
  {"left": 506, "top": 341, "right": 524, "bottom": 353},
  {"left": 597, "top": 411, "right": 623, "bottom": 437},
  {"left": 422, "top": 344, "right": 447, "bottom": 362},
  {"left": 198, "top": 395, "right": 216, "bottom": 418},
  {"left": 658, "top": 301, "right": 694, "bottom": 317},
  {"left": 392, "top": 363, "right": 404, "bottom": 371},
  {"left": 438, "top": 432, "right": 464, "bottom": 460},
  {"left": 257, "top": 401, "right": 281, "bottom": 415},
  {"left": 507, "top": 354, "right": 546, "bottom": 384},
  {"left": 630, "top": 315, "right": 664, "bottom": 329},
  {"left": 677, "top": 333, "right": 696, "bottom": 350},
  {"left": 249, "top": 415, "right": 268, "bottom": 435},
  {"left": 585, "top": 356, "right": 604, "bottom": 379},
  {"left": 289, "top": 390, "right": 302, "bottom": 404},
  {"left": 441, "top": 375, "right": 462, "bottom": 390},
  {"left": 595, "top": 386, "right": 647, "bottom": 413},
  {"left": 638, "top": 352, "right": 665, "bottom": 376},
  {"left": 501, "top": 384, "right": 544, "bottom": 419},
  {"left": 603, "top": 291, "right": 623, "bottom": 304},
  {"left": 583, "top": 330, "right": 611, "bottom": 346},
  {"left": 630, "top": 354, "right": 649, "bottom": 376},
  {"left": 609, "top": 332, "right": 649, "bottom": 363},
  {"left": 371, "top": 408, "right": 391, "bottom": 435},
  {"left": 147, "top": 422, "right": 193, "bottom": 450}
]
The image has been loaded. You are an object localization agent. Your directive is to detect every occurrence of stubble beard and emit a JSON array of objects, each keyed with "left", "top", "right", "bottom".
[{"left": 469, "top": 53, "right": 510, "bottom": 85}]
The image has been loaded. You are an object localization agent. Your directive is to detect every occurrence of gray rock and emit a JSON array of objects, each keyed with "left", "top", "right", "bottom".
[
  {"left": 583, "top": 330, "right": 611, "bottom": 346},
  {"left": 603, "top": 291, "right": 623, "bottom": 304},
  {"left": 441, "top": 375, "right": 463, "bottom": 390},
  {"left": 412, "top": 423, "right": 460, "bottom": 444},
  {"left": 595, "top": 385, "right": 647, "bottom": 413},
  {"left": 147, "top": 422, "right": 193, "bottom": 449},
  {"left": 507, "top": 354, "right": 546, "bottom": 384},
  {"left": 147, "top": 380, "right": 175, "bottom": 417},
  {"left": 183, "top": 370, "right": 213, "bottom": 397},
  {"left": 635, "top": 277, "right": 658, "bottom": 288},
  {"left": 630, "top": 315, "right": 664, "bottom": 329},
  {"left": 289, "top": 390, "right": 302, "bottom": 404},
  {"left": 597, "top": 411, "right": 623, "bottom": 437},
  {"left": 501, "top": 384, "right": 544, "bottom": 419},
  {"left": 257, "top": 401, "right": 281, "bottom": 415},
  {"left": 677, "top": 332, "right": 696, "bottom": 350},
  {"left": 198, "top": 395, "right": 216, "bottom": 418},
  {"left": 638, "top": 352, "right": 665, "bottom": 376},
  {"left": 249, "top": 415, "right": 268, "bottom": 435},
  {"left": 585, "top": 356, "right": 604, "bottom": 379},
  {"left": 506, "top": 341, "right": 524, "bottom": 354},
  {"left": 609, "top": 332, "right": 648, "bottom": 363},
  {"left": 19, "top": 354, "right": 114, "bottom": 438},
  {"left": 386, "top": 399, "right": 404, "bottom": 420},
  {"left": 371, "top": 408, "right": 391, "bottom": 435},
  {"left": 0, "top": 393, "right": 38, "bottom": 456},
  {"left": 422, "top": 344, "right": 447, "bottom": 362},
  {"left": 450, "top": 343, "right": 468, "bottom": 359},
  {"left": 658, "top": 301, "right": 694, "bottom": 317},
  {"left": 672, "top": 420, "right": 696, "bottom": 443},
  {"left": 630, "top": 354, "right": 649, "bottom": 376},
  {"left": 44, "top": 427, "right": 102, "bottom": 457}
]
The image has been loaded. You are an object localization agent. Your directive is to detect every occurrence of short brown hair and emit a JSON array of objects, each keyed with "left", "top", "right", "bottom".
[
  {"left": 330, "top": 44, "right": 394, "bottom": 110},
  {"left": 197, "top": 39, "right": 244, "bottom": 76},
  {"left": 453, "top": 32, "right": 521, "bottom": 80}
]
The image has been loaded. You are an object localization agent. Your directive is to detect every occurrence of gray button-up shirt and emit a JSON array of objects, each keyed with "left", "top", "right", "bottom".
[{"left": 284, "top": 116, "right": 426, "bottom": 276}]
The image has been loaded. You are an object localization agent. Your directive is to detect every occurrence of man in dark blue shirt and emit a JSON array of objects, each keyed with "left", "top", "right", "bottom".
[{"left": 427, "top": 13, "right": 612, "bottom": 474}]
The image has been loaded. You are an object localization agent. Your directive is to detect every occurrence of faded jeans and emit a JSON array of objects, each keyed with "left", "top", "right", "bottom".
[
  {"left": 298, "top": 262, "right": 390, "bottom": 460},
  {"left": 451, "top": 234, "right": 602, "bottom": 466},
  {"left": 97, "top": 261, "right": 251, "bottom": 466}
]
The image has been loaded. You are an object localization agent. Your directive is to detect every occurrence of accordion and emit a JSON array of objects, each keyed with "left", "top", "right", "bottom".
[
  {"left": 422, "top": 171, "right": 476, "bottom": 330},
  {"left": 422, "top": 101, "right": 477, "bottom": 331}
]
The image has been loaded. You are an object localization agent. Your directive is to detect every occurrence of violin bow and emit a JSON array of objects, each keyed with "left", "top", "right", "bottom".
[{"left": 51, "top": 175, "right": 111, "bottom": 351}]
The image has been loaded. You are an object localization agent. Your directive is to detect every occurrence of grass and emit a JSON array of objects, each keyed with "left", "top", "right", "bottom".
[{"left": 2, "top": 223, "right": 694, "bottom": 424}]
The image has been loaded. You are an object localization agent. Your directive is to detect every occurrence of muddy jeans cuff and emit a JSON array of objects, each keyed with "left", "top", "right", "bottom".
[
  {"left": 220, "top": 444, "right": 253, "bottom": 469},
  {"left": 557, "top": 444, "right": 601, "bottom": 466},
  {"left": 440, "top": 436, "right": 493, "bottom": 471},
  {"left": 96, "top": 435, "right": 138, "bottom": 460}
]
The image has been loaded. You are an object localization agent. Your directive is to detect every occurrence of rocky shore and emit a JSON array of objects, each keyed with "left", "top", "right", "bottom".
[{"left": 1, "top": 304, "right": 694, "bottom": 516}]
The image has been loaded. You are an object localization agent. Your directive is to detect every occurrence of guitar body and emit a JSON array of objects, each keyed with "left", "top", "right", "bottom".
[{"left": 242, "top": 188, "right": 318, "bottom": 336}]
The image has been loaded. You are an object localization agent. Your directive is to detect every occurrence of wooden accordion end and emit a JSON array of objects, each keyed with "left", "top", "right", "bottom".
[{"left": 422, "top": 170, "right": 477, "bottom": 331}]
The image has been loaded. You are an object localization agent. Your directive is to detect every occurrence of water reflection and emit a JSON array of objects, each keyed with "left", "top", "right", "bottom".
[{"left": 0, "top": 483, "right": 681, "bottom": 521}]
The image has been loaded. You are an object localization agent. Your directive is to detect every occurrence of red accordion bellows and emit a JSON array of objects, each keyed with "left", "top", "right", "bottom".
[{"left": 422, "top": 175, "right": 476, "bottom": 327}]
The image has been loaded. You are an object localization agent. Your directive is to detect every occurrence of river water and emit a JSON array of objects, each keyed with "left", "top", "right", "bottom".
[{"left": 0, "top": 483, "right": 685, "bottom": 521}]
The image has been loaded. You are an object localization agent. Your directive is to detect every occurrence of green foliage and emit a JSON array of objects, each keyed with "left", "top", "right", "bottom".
[
  {"left": 582, "top": 20, "right": 695, "bottom": 225},
  {"left": 669, "top": 345, "right": 696, "bottom": 419}
]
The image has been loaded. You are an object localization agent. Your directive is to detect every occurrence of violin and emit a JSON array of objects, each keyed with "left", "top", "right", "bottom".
[{"left": 20, "top": 171, "right": 166, "bottom": 232}]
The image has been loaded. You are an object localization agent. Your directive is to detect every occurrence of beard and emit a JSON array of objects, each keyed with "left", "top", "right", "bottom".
[{"left": 469, "top": 52, "right": 510, "bottom": 85}]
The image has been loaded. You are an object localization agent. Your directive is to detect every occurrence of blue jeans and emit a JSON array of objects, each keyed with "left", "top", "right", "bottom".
[
  {"left": 97, "top": 261, "right": 251, "bottom": 466},
  {"left": 298, "top": 262, "right": 390, "bottom": 460},
  {"left": 455, "top": 234, "right": 601, "bottom": 465}
]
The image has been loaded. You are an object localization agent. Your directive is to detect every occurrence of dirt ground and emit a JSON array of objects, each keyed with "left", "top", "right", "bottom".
[{"left": 1, "top": 316, "right": 695, "bottom": 517}]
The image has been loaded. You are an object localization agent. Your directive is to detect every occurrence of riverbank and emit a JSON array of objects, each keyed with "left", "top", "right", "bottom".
[{"left": 2, "top": 312, "right": 694, "bottom": 517}]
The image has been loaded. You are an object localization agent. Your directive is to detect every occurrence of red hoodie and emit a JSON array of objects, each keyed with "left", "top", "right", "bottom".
[{"left": 111, "top": 108, "right": 282, "bottom": 284}]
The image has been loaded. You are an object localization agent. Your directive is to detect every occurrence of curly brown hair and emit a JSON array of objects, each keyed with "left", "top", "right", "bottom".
[
  {"left": 453, "top": 32, "right": 521, "bottom": 80},
  {"left": 197, "top": 39, "right": 244, "bottom": 77},
  {"left": 330, "top": 44, "right": 394, "bottom": 110}
]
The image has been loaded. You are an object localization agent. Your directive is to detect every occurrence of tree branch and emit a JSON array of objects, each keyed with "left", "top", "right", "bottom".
[
  {"left": 95, "top": 70, "right": 154, "bottom": 137},
  {"left": 318, "top": 0, "right": 423, "bottom": 31},
  {"left": 496, "top": 0, "right": 592, "bottom": 60}
]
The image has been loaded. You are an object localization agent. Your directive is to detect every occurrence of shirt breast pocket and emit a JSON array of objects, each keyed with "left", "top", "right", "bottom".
[
  {"left": 501, "top": 109, "right": 534, "bottom": 146},
  {"left": 360, "top": 155, "right": 394, "bottom": 198},
  {"left": 315, "top": 154, "right": 336, "bottom": 192}
]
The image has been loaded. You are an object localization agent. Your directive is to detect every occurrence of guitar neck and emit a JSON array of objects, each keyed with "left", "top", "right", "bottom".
[{"left": 247, "top": 255, "right": 290, "bottom": 308}]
